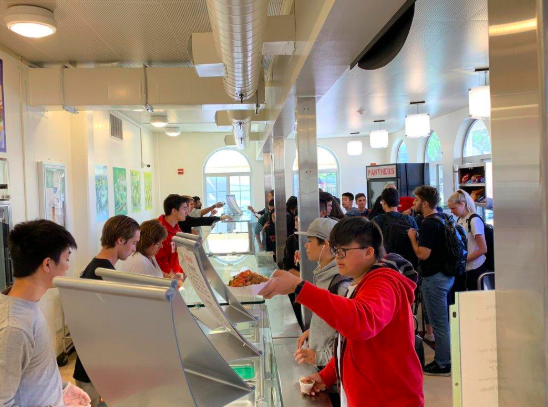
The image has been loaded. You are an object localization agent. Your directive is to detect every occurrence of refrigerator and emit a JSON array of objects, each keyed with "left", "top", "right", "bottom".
[
  {"left": 0, "top": 203, "right": 12, "bottom": 291},
  {"left": 366, "top": 163, "right": 430, "bottom": 208}
]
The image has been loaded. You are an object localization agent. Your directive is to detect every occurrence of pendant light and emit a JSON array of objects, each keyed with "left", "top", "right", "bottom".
[
  {"left": 370, "top": 120, "right": 388, "bottom": 148},
  {"left": 347, "top": 132, "right": 363, "bottom": 156},
  {"left": 5, "top": 5, "right": 57, "bottom": 38},
  {"left": 469, "top": 68, "right": 491, "bottom": 119},
  {"left": 405, "top": 101, "right": 430, "bottom": 138}
]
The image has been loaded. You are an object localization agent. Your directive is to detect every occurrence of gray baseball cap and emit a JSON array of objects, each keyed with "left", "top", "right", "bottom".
[{"left": 295, "top": 218, "right": 339, "bottom": 241}]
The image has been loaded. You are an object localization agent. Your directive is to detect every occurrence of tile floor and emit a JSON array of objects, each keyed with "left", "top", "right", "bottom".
[{"left": 59, "top": 346, "right": 453, "bottom": 406}]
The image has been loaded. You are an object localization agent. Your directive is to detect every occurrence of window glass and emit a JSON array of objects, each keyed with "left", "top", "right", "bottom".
[
  {"left": 426, "top": 132, "right": 442, "bottom": 163},
  {"left": 397, "top": 141, "right": 409, "bottom": 163},
  {"left": 463, "top": 120, "right": 491, "bottom": 158},
  {"left": 293, "top": 146, "right": 339, "bottom": 196}
]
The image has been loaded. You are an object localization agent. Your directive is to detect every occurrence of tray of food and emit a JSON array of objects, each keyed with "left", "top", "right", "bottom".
[{"left": 228, "top": 268, "right": 270, "bottom": 296}]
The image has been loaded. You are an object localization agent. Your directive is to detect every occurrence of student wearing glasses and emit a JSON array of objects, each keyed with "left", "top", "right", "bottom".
[{"left": 260, "top": 217, "right": 424, "bottom": 407}]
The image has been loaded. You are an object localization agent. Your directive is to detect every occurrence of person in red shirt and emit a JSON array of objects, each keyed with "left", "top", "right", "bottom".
[
  {"left": 156, "top": 194, "right": 189, "bottom": 276},
  {"left": 260, "top": 217, "right": 424, "bottom": 407}
]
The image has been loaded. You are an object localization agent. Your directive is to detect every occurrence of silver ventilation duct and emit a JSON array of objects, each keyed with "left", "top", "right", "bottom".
[
  {"left": 227, "top": 110, "right": 252, "bottom": 150},
  {"left": 205, "top": 0, "right": 269, "bottom": 102}
]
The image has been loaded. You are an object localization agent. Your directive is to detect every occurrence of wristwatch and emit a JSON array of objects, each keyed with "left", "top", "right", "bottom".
[{"left": 294, "top": 280, "right": 306, "bottom": 296}]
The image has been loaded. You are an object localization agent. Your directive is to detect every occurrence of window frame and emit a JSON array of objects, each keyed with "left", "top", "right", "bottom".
[
  {"left": 424, "top": 131, "right": 444, "bottom": 203},
  {"left": 293, "top": 145, "right": 340, "bottom": 197},
  {"left": 462, "top": 119, "right": 492, "bottom": 164}
]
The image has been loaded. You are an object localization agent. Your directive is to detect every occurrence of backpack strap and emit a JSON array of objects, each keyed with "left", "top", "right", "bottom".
[
  {"left": 328, "top": 274, "right": 351, "bottom": 295},
  {"left": 466, "top": 213, "right": 484, "bottom": 234}
]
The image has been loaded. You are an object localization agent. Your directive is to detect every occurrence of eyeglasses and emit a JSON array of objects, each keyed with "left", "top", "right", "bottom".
[{"left": 330, "top": 246, "right": 369, "bottom": 259}]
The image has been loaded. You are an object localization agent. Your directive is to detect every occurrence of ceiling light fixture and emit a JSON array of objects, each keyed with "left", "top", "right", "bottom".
[
  {"left": 165, "top": 127, "right": 181, "bottom": 137},
  {"left": 370, "top": 120, "right": 388, "bottom": 148},
  {"left": 150, "top": 114, "right": 168, "bottom": 128},
  {"left": 469, "top": 68, "right": 490, "bottom": 119},
  {"left": 347, "top": 133, "right": 363, "bottom": 156},
  {"left": 405, "top": 101, "right": 430, "bottom": 138},
  {"left": 5, "top": 5, "right": 57, "bottom": 38}
]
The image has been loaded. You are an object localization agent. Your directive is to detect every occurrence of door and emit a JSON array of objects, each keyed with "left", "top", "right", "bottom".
[
  {"left": 368, "top": 179, "right": 398, "bottom": 209},
  {"left": 0, "top": 204, "right": 11, "bottom": 290}
]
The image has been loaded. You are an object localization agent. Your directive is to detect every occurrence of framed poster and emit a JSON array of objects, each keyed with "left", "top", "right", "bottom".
[
  {"left": 113, "top": 167, "right": 127, "bottom": 215},
  {"left": 130, "top": 170, "right": 141, "bottom": 213},
  {"left": 95, "top": 165, "right": 109, "bottom": 222},
  {"left": 38, "top": 162, "right": 67, "bottom": 227},
  {"left": 0, "top": 60, "right": 6, "bottom": 153},
  {"left": 144, "top": 172, "right": 152, "bottom": 210}
]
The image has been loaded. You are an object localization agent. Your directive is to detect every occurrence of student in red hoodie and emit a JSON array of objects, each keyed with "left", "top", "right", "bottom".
[
  {"left": 260, "top": 217, "right": 424, "bottom": 407},
  {"left": 156, "top": 194, "right": 189, "bottom": 276}
]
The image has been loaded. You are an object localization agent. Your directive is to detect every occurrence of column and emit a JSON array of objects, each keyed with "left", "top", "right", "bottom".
[
  {"left": 488, "top": 0, "right": 548, "bottom": 403},
  {"left": 272, "top": 127, "right": 287, "bottom": 265},
  {"left": 296, "top": 97, "right": 319, "bottom": 327}
]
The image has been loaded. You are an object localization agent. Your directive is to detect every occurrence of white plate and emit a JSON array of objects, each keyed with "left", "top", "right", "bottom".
[{"left": 228, "top": 281, "right": 270, "bottom": 297}]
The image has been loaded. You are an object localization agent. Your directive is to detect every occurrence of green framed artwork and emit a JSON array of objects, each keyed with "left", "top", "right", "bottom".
[
  {"left": 95, "top": 165, "right": 109, "bottom": 222},
  {"left": 144, "top": 172, "right": 153, "bottom": 210},
  {"left": 131, "top": 170, "right": 142, "bottom": 213},
  {"left": 113, "top": 167, "right": 127, "bottom": 215}
]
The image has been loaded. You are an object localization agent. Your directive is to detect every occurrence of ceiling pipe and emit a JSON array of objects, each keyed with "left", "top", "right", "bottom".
[{"left": 205, "top": 0, "right": 269, "bottom": 102}]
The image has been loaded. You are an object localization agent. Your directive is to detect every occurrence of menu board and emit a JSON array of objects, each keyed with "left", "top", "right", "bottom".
[
  {"left": 178, "top": 245, "right": 234, "bottom": 332},
  {"left": 451, "top": 291, "right": 498, "bottom": 407}
]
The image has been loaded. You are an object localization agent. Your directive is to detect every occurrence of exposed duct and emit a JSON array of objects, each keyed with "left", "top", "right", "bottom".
[
  {"left": 227, "top": 110, "right": 252, "bottom": 150},
  {"left": 205, "top": 0, "right": 269, "bottom": 102}
]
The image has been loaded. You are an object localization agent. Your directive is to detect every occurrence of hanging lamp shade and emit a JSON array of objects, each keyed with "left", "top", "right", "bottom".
[
  {"left": 405, "top": 113, "right": 430, "bottom": 138},
  {"left": 347, "top": 141, "right": 363, "bottom": 156},
  {"left": 370, "top": 130, "right": 389, "bottom": 148},
  {"left": 469, "top": 85, "right": 491, "bottom": 119}
]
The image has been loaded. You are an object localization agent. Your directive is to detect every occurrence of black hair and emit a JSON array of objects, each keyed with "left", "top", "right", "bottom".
[
  {"left": 286, "top": 196, "right": 298, "bottom": 212},
  {"left": 319, "top": 191, "right": 333, "bottom": 203},
  {"left": 329, "top": 217, "right": 385, "bottom": 259},
  {"left": 163, "top": 194, "right": 190, "bottom": 216},
  {"left": 319, "top": 199, "right": 327, "bottom": 213},
  {"left": 268, "top": 199, "right": 275, "bottom": 207},
  {"left": 312, "top": 236, "right": 325, "bottom": 245},
  {"left": 355, "top": 193, "right": 366, "bottom": 201},
  {"left": 342, "top": 192, "right": 354, "bottom": 201},
  {"left": 192, "top": 196, "right": 200, "bottom": 202},
  {"left": 381, "top": 188, "right": 400, "bottom": 208},
  {"left": 9, "top": 219, "right": 77, "bottom": 279},
  {"left": 414, "top": 185, "right": 440, "bottom": 209}
]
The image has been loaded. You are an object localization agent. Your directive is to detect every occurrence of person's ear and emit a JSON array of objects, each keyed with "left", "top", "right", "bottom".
[
  {"left": 324, "top": 241, "right": 331, "bottom": 249},
  {"left": 364, "top": 247, "right": 375, "bottom": 260},
  {"left": 42, "top": 257, "right": 52, "bottom": 274}
]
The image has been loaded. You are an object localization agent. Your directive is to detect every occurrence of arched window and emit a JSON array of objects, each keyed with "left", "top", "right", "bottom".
[
  {"left": 397, "top": 141, "right": 409, "bottom": 163},
  {"left": 204, "top": 148, "right": 251, "bottom": 215},
  {"left": 293, "top": 146, "right": 340, "bottom": 197},
  {"left": 425, "top": 131, "right": 444, "bottom": 203},
  {"left": 463, "top": 120, "right": 491, "bottom": 161}
]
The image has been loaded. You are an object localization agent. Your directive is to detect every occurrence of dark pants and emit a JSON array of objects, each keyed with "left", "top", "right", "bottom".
[{"left": 466, "top": 262, "right": 487, "bottom": 291}]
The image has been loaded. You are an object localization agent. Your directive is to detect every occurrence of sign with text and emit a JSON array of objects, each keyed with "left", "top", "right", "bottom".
[{"left": 366, "top": 164, "right": 397, "bottom": 179}]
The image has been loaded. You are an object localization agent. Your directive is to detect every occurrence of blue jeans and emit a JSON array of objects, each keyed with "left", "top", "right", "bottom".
[{"left": 421, "top": 272, "right": 454, "bottom": 367}]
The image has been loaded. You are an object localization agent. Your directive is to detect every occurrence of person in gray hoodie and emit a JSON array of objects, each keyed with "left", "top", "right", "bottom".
[{"left": 293, "top": 218, "right": 351, "bottom": 368}]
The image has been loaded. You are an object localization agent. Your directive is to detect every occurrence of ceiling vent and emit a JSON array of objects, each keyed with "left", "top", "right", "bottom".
[
  {"left": 351, "top": 0, "right": 416, "bottom": 71},
  {"left": 110, "top": 114, "right": 123, "bottom": 141}
]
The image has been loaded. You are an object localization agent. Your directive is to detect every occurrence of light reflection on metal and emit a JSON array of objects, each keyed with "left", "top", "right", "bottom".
[{"left": 489, "top": 18, "right": 536, "bottom": 36}]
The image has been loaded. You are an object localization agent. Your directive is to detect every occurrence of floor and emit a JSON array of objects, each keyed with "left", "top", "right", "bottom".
[{"left": 59, "top": 347, "right": 452, "bottom": 406}]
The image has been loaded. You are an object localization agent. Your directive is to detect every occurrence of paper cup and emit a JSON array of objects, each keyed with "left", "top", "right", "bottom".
[{"left": 299, "top": 377, "right": 315, "bottom": 395}]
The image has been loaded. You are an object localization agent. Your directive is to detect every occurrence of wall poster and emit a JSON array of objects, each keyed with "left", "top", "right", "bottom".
[
  {"left": 95, "top": 165, "right": 109, "bottom": 222},
  {"left": 130, "top": 170, "right": 141, "bottom": 213},
  {"left": 113, "top": 167, "right": 127, "bottom": 215},
  {"left": 144, "top": 172, "right": 152, "bottom": 211},
  {"left": 0, "top": 60, "right": 6, "bottom": 153},
  {"left": 38, "top": 162, "right": 67, "bottom": 227}
]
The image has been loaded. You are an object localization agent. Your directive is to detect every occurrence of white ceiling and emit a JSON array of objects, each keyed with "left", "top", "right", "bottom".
[
  {"left": 314, "top": 0, "right": 489, "bottom": 138},
  {"left": 0, "top": 0, "right": 290, "bottom": 67}
]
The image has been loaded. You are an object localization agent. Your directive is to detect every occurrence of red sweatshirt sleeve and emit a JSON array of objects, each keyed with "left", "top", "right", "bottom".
[
  {"left": 296, "top": 278, "right": 399, "bottom": 341},
  {"left": 155, "top": 240, "right": 172, "bottom": 273},
  {"left": 319, "top": 357, "right": 337, "bottom": 388}
]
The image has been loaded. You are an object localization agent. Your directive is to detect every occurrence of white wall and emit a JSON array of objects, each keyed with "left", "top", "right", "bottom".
[
  {"left": 157, "top": 133, "right": 265, "bottom": 210},
  {"left": 284, "top": 136, "right": 387, "bottom": 198},
  {"left": 385, "top": 108, "right": 491, "bottom": 202}
]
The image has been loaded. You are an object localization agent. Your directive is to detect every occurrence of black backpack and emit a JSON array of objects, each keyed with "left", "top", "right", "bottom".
[
  {"left": 328, "top": 274, "right": 352, "bottom": 295},
  {"left": 433, "top": 215, "right": 468, "bottom": 277},
  {"left": 465, "top": 214, "right": 495, "bottom": 271},
  {"left": 383, "top": 215, "right": 419, "bottom": 268}
]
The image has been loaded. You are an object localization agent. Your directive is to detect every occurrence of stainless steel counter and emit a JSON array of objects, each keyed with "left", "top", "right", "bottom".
[{"left": 272, "top": 338, "right": 332, "bottom": 407}]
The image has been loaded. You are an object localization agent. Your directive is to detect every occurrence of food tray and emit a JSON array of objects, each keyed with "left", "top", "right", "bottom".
[{"left": 228, "top": 281, "right": 269, "bottom": 297}]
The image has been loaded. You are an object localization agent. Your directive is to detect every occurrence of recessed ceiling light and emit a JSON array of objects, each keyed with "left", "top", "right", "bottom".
[
  {"left": 5, "top": 5, "right": 57, "bottom": 38},
  {"left": 150, "top": 114, "right": 168, "bottom": 128},
  {"left": 165, "top": 127, "right": 181, "bottom": 137}
]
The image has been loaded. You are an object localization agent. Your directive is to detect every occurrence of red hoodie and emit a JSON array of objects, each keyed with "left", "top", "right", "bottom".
[
  {"left": 296, "top": 267, "right": 424, "bottom": 407},
  {"left": 156, "top": 215, "right": 183, "bottom": 275}
]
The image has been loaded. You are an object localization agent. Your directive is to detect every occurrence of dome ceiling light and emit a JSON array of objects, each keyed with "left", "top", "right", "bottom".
[
  {"left": 5, "top": 5, "right": 57, "bottom": 38},
  {"left": 165, "top": 127, "right": 181, "bottom": 137},
  {"left": 150, "top": 114, "right": 168, "bottom": 128}
]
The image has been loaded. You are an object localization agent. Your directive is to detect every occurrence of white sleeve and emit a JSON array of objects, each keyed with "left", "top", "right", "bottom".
[
  {"left": 471, "top": 216, "right": 485, "bottom": 237},
  {"left": 119, "top": 255, "right": 149, "bottom": 276}
]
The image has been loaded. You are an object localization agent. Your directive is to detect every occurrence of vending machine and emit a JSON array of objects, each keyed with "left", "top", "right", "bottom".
[{"left": 366, "top": 163, "right": 430, "bottom": 208}]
